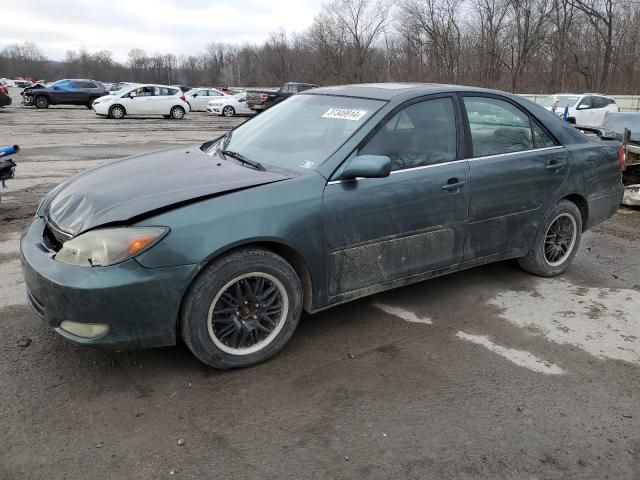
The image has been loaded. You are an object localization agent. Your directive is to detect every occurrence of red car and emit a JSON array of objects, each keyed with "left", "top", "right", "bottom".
[{"left": 0, "top": 85, "right": 11, "bottom": 107}]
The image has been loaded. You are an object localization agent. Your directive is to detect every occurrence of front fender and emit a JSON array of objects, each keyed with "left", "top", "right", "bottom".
[{"left": 134, "top": 172, "right": 326, "bottom": 290}]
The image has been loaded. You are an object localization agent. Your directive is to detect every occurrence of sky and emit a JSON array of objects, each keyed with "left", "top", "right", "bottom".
[{"left": 1, "top": 0, "right": 323, "bottom": 62}]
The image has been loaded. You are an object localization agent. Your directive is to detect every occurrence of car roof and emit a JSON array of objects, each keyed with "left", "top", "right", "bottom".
[{"left": 304, "top": 83, "right": 526, "bottom": 101}]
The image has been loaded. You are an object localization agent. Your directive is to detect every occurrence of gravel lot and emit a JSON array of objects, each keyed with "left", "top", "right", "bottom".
[{"left": 1, "top": 89, "right": 639, "bottom": 480}]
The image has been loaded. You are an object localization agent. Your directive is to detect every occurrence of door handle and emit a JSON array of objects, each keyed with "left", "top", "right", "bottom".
[
  {"left": 441, "top": 179, "right": 467, "bottom": 191},
  {"left": 545, "top": 161, "right": 567, "bottom": 171}
]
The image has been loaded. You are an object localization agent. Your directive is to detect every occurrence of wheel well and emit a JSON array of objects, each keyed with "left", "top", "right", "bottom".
[
  {"left": 562, "top": 194, "right": 589, "bottom": 230},
  {"left": 248, "top": 242, "right": 313, "bottom": 313},
  {"left": 185, "top": 242, "right": 314, "bottom": 315}
]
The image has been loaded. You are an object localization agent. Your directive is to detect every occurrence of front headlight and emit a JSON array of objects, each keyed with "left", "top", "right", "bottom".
[{"left": 55, "top": 227, "right": 168, "bottom": 267}]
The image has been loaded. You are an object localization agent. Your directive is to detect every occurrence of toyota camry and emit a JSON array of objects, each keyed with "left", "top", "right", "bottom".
[{"left": 21, "top": 83, "right": 624, "bottom": 368}]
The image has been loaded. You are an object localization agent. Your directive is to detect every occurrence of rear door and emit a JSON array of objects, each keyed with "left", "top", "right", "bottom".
[
  {"left": 461, "top": 94, "right": 569, "bottom": 259},
  {"left": 323, "top": 95, "right": 469, "bottom": 300}
]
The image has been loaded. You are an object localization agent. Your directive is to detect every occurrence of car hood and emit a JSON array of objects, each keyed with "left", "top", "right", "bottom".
[{"left": 42, "top": 146, "right": 290, "bottom": 237}]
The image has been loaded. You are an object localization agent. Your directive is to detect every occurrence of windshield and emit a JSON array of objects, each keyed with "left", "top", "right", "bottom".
[
  {"left": 539, "top": 95, "right": 580, "bottom": 108},
  {"left": 207, "top": 94, "right": 384, "bottom": 172}
]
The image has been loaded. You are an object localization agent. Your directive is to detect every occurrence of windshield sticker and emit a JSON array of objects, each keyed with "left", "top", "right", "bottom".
[
  {"left": 322, "top": 108, "right": 367, "bottom": 121},
  {"left": 299, "top": 161, "right": 315, "bottom": 169}
]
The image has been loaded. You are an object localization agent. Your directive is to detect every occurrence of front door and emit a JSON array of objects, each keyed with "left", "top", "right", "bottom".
[
  {"left": 461, "top": 95, "right": 570, "bottom": 259},
  {"left": 323, "top": 96, "right": 469, "bottom": 301}
]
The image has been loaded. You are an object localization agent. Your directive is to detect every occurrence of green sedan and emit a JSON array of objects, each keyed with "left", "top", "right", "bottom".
[{"left": 21, "top": 83, "right": 624, "bottom": 368}]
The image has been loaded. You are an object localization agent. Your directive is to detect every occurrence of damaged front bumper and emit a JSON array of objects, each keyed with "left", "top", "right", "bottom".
[{"left": 20, "top": 217, "right": 198, "bottom": 349}]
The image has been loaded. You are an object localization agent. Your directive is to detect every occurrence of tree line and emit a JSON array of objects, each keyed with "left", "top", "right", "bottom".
[{"left": 1, "top": 0, "right": 639, "bottom": 93}]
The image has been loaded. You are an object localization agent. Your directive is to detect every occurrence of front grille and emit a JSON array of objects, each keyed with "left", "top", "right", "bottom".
[{"left": 43, "top": 219, "right": 72, "bottom": 252}]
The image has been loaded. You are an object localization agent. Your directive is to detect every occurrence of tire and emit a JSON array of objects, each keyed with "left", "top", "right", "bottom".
[
  {"left": 108, "top": 104, "right": 125, "bottom": 119},
  {"left": 169, "top": 106, "right": 185, "bottom": 119},
  {"left": 34, "top": 95, "right": 49, "bottom": 109},
  {"left": 222, "top": 105, "right": 235, "bottom": 117},
  {"left": 517, "top": 200, "right": 582, "bottom": 277},
  {"left": 181, "top": 248, "right": 303, "bottom": 369},
  {"left": 87, "top": 98, "right": 97, "bottom": 109}
]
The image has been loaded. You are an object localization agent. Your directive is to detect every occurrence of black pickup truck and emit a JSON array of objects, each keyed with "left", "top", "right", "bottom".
[{"left": 247, "top": 82, "right": 317, "bottom": 112}]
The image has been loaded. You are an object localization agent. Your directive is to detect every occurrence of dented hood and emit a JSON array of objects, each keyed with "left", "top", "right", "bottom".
[{"left": 43, "top": 146, "right": 289, "bottom": 236}]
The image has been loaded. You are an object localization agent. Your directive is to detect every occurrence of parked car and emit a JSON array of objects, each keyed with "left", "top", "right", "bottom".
[
  {"left": 92, "top": 84, "right": 190, "bottom": 119},
  {"left": 21, "top": 84, "right": 623, "bottom": 369},
  {"left": 247, "top": 82, "right": 318, "bottom": 112},
  {"left": 539, "top": 93, "right": 618, "bottom": 126},
  {"left": 108, "top": 82, "right": 141, "bottom": 95},
  {"left": 22, "top": 79, "right": 107, "bottom": 109},
  {"left": 14, "top": 80, "right": 33, "bottom": 88},
  {"left": 207, "top": 93, "right": 253, "bottom": 117},
  {"left": 0, "top": 78, "right": 17, "bottom": 88},
  {"left": 185, "top": 88, "right": 227, "bottom": 111},
  {"left": 0, "top": 87, "right": 11, "bottom": 108}
]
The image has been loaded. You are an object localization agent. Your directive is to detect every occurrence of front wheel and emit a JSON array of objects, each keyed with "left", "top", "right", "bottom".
[
  {"left": 34, "top": 95, "right": 49, "bottom": 109},
  {"left": 517, "top": 200, "right": 582, "bottom": 277},
  {"left": 169, "top": 106, "right": 185, "bottom": 119},
  {"left": 181, "top": 248, "right": 303, "bottom": 369},
  {"left": 108, "top": 105, "right": 125, "bottom": 119},
  {"left": 222, "top": 105, "right": 235, "bottom": 117}
]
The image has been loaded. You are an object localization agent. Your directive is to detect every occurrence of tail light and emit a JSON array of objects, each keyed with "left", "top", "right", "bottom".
[
  {"left": 0, "top": 85, "right": 7, "bottom": 94},
  {"left": 618, "top": 145, "right": 626, "bottom": 171},
  {"left": 180, "top": 95, "right": 186, "bottom": 102},
  {"left": 260, "top": 93, "right": 269, "bottom": 102}
]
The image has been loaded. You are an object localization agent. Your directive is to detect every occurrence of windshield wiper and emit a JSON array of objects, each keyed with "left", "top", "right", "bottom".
[{"left": 220, "top": 150, "right": 266, "bottom": 171}]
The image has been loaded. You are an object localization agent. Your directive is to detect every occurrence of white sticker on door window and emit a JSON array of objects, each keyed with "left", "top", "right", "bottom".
[{"left": 322, "top": 108, "right": 367, "bottom": 121}]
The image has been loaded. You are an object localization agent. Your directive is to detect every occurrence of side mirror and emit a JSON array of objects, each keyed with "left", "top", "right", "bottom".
[
  {"left": 239, "top": 98, "right": 245, "bottom": 103},
  {"left": 339, "top": 155, "right": 392, "bottom": 180},
  {"left": 577, "top": 104, "right": 588, "bottom": 110},
  {"left": 129, "top": 92, "right": 137, "bottom": 98}
]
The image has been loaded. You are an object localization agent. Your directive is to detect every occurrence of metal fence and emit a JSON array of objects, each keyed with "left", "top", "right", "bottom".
[{"left": 518, "top": 94, "right": 640, "bottom": 112}]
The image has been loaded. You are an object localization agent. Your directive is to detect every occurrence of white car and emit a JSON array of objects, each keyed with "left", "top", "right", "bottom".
[
  {"left": 539, "top": 93, "right": 618, "bottom": 127},
  {"left": 0, "top": 78, "right": 17, "bottom": 88},
  {"left": 184, "top": 88, "right": 227, "bottom": 111},
  {"left": 92, "top": 84, "right": 191, "bottom": 120},
  {"left": 206, "top": 93, "right": 253, "bottom": 117}
]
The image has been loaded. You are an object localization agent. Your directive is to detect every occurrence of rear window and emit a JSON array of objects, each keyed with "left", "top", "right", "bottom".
[{"left": 153, "top": 87, "right": 178, "bottom": 96}]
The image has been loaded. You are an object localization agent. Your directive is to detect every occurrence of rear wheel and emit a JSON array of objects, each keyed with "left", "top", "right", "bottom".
[
  {"left": 34, "top": 95, "right": 49, "bottom": 109},
  {"left": 108, "top": 105, "right": 125, "bottom": 119},
  {"left": 222, "top": 105, "right": 235, "bottom": 117},
  {"left": 518, "top": 200, "right": 582, "bottom": 277},
  {"left": 86, "top": 98, "right": 97, "bottom": 109},
  {"left": 180, "top": 248, "right": 303, "bottom": 369},
  {"left": 169, "top": 106, "right": 185, "bottom": 119}
]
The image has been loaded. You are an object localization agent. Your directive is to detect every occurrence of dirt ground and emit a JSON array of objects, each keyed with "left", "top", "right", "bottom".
[{"left": 1, "top": 89, "right": 639, "bottom": 480}]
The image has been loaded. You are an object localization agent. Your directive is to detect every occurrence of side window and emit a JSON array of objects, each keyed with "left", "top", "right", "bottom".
[
  {"left": 79, "top": 81, "right": 97, "bottom": 89},
  {"left": 463, "top": 97, "right": 533, "bottom": 157},
  {"left": 138, "top": 87, "right": 154, "bottom": 96},
  {"left": 167, "top": 88, "right": 178, "bottom": 96},
  {"left": 532, "top": 123, "right": 556, "bottom": 148},
  {"left": 360, "top": 97, "right": 457, "bottom": 171},
  {"left": 577, "top": 96, "right": 593, "bottom": 109},
  {"left": 55, "top": 80, "right": 73, "bottom": 90},
  {"left": 592, "top": 96, "right": 607, "bottom": 108}
]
